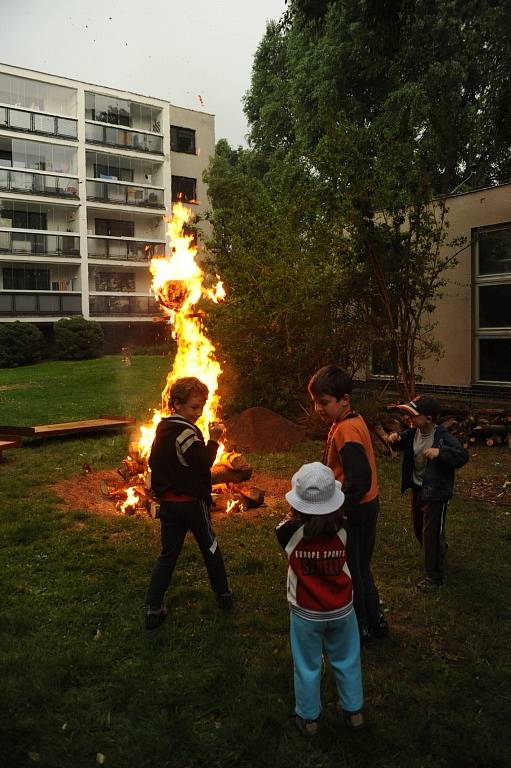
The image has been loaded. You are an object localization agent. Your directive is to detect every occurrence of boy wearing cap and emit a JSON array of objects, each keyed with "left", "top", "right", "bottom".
[
  {"left": 308, "top": 365, "right": 387, "bottom": 644},
  {"left": 276, "top": 462, "right": 364, "bottom": 738},
  {"left": 388, "top": 396, "right": 469, "bottom": 590}
]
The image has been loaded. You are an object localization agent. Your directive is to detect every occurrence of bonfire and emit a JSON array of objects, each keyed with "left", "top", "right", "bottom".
[{"left": 104, "top": 203, "right": 261, "bottom": 516}]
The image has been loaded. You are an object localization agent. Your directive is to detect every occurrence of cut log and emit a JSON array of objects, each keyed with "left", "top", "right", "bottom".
[
  {"left": 211, "top": 464, "right": 252, "bottom": 486},
  {"left": 237, "top": 485, "right": 266, "bottom": 508},
  {"left": 472, "top": 425, "right": 510, "bottom": 438}
]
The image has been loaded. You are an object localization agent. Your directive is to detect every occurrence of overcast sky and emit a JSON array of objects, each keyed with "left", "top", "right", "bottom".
[{"left": 1, "top": 0, "right": 286, "bottom": 147}]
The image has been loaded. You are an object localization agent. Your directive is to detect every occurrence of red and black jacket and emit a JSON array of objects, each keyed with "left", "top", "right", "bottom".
[{"left": 275, "top": 517, "right": 354, "bottom": 621}]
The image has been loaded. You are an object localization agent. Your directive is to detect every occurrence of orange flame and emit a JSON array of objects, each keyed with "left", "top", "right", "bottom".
[
  {"left": 119, "top": 486, "right": 141, "bottom": 513},
  {"left": 136, "top": 203, "right": 224, "bottom": 454}
]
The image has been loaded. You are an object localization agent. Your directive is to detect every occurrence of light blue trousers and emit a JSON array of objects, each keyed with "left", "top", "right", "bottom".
[{"left": 290, "top": 610, "right": 363, "bottom": 721}]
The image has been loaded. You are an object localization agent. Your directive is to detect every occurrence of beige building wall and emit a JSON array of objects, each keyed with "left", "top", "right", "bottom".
[{"left": 420, "top": 184, "right": 511, "bottom": 387}]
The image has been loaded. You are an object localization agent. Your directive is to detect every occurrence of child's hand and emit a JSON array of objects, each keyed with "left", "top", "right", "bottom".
[
  {"left": 209, "top": 421, "right": 225, "bottom": 442},
  {"left": 387, "top": 431, "right": 401, "bottom": 444},
  {"left": 423, "top": 447, "right": 440, "bottom": 460}
]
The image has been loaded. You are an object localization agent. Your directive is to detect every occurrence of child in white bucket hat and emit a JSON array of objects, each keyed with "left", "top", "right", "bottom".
[{"left": 276, "top": 462, "right": 364, "bottom": 737}]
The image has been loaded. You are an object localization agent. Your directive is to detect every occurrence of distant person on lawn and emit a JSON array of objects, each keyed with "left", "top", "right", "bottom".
[
  {"left": 145, "top": 376, "right": 232, "bottom": 629},
  {"left": 276, "top": 462, "right": 364, "bottom": 737},
  {"left": 308, "top": 365, "right": 388, "bottom": 644},
  {"left": 387, "top": 396, "right": 469, "bottom": 591}
]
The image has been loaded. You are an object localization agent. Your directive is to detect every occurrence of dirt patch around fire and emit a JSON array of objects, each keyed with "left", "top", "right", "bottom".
[
  {"left": 226, "top": 407, "right": 306, "bottom": 453},
  {"left": 50, "top": 467, "right": 288, "bottom": 521},
  {"left": 51, "top": 470, "right": 123, "bottom": 517}
]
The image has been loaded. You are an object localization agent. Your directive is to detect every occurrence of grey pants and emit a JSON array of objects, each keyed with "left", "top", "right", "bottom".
[{"left": 411, "top": 486, "right": 448, "bottom": 584}]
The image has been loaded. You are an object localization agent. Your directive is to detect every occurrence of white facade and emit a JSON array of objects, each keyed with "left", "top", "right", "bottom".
[{"left": 0, "top": 64, "right": 215, "bottom": 323}]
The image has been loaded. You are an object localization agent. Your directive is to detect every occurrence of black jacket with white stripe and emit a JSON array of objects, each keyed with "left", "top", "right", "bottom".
[{"left": 148, "top": 414, "right": 219, "bottom": 504}]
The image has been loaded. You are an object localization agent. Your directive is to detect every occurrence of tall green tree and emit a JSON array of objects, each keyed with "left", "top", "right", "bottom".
[{"left": 242, "top": 1, "right": 511, "bottom": 397}]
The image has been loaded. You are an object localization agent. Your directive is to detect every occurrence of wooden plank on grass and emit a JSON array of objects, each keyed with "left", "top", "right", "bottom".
[
  {"left": 0, "top": 436, "right": 21, "bottom": 462},
  {"left": 0, "top": 417, "right": 136, "bottom": 438}
]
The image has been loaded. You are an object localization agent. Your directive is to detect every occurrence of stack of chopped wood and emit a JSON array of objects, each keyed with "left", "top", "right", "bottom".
[{"left": 374, "top": 403, "right": 511, "bottom": 452}]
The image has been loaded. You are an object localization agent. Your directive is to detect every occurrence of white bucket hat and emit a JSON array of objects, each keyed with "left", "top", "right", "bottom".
[{"left": 285, "top": 462, "right": 345, "bottom": 516}]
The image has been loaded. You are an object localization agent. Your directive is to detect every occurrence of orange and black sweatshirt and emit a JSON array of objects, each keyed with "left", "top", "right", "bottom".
[{"left": 323, "top": 410, "right": 379, "bottom": 521}]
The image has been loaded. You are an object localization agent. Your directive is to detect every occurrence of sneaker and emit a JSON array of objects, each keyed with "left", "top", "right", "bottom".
[
  {"left": 294, "top": 715, "right": 318, "bottom": 738},
  {"left": 217, "top": 591, "right": 233, "bottom": 610},
  {"left": 342, "top": 709, "right": 365, "bottom": 731},
  {"left": 145, "top": 605, "right": 168, "bottom": 630},
  {"left": 371, "top": 610, "right": 389, "bottom": 639},
  {"left": 416, "top": 577, "right": 442, "bottom": 592}
]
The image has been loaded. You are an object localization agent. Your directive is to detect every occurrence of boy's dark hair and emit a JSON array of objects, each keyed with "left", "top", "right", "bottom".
[
  {"left": 308, "top": 365, "right": 353, "bottom": 400},
  {"left": 168, "top": 377, "right": 209, "bottom": 409},
  {"left": 292, "top": 507, "right": 345, "bottom": 542}
]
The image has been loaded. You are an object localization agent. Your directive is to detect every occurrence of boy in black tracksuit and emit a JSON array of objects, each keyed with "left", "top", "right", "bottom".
[
  {"left": 388, "top": 396, "right": 469, "bottom": 591},
  {"left": 145, "top": 376, "right": 232, "bottom": 628}
]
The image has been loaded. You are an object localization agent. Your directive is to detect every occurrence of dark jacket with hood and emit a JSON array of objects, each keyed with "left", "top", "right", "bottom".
[{"left": 394, "top": 425, "right": 469, "bottom": 501}]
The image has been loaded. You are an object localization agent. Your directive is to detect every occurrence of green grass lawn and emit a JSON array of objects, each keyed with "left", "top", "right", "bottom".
[{"left": 1, "top": 358, "right": 510, "bottom": 768}]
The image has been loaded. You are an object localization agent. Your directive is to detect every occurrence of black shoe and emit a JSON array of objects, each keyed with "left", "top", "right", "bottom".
[
  {"left": 371, "top": 610, "right": 389, "bottom": 639},
  {"left": 416, "top": 577, "right": 442, "bottom": 593},
  {"left": 145, "top": 605, "right": 168, "bottom": 630},
  {"left": 217, "top": 591, "right": 233, "bottom": 610},
  {"left": 294, "top": 714, "right": 318, "bottom": 738},
  {"left": 359, "top": 624, "right": 371, "bottom": 646},
  {"left": 342, "top": 709, "right": 365, "bottom": 732}
]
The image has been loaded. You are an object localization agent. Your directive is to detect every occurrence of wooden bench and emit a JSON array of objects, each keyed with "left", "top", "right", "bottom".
[
  {"left": 0, "top": 437, "right": 21, "bottom": 462},
  {"left": 0, "top": 416, "right": 136, "bottom": 439}
]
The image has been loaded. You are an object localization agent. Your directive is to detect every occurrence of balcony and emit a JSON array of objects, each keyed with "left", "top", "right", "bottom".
[
  {"left": 86, "top": 179, "right": 164, "bottom": 209},
  {"left": 0, "top": 105, "right": 77, "bottom": 140},
  {"left": 89, "top": 294, "right": 157, "bottom": 316},
  {"left": 85, "top": 122, "right": 163, "bottom": 154},
  {"left": 0, "top": 291, "right": 82, "bottom": 316},
  {"left": 0, "top": 168, "right": 79, "bottom": 199},
  {"left": 87, "top": 236, "right": 164, "bottom": 262},
  {"left": 0, "top": 230, "right": 80, "bottom": 258}
]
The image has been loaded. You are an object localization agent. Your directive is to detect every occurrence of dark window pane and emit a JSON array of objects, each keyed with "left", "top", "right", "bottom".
[
  {"left": 479, "top": 284, "right": 511, "bottom": 328},
  {"left": 478, "top": 229, "right": 511, "bottom": 275},
  {"left": 171, "top": 175, "right": 197, "bottom": 203},
  {"left": 57, "top": 118, "right": 77, "bottom": 138},
  {"left": 371, "top": 342, "right": 393, "bottom": 376},
  {"left": 3, "top": 266, "right": 50, "bottom": 290},
  {"left": 94, "top": 219, "right": 134, "bottom": 238},
  {"left": 479, "top": 338, "right": 511, "bottom": 382},
  {"left": 171, "top": 126, "right": 196, "bottom": 154}
]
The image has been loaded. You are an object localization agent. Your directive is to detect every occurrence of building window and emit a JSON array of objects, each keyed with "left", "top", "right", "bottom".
[
  {"left": 369, "top": 341, "right": 394, "bottom": 378},
  {"left": 475, "top": 225, "right": 511, "bottom": 384},
  {"left": 94, "top": 271, "right": 136, "bottom": 292},
  {"left": 0, "top": 207, "right": 47, "bottom": 230},
  {"left": 3, "top": 265, "right": 50, "bottom": 290},
  {"left": 171, "top": 175, "right": 197, "bottom": 203},
  {"left": 171, "top": 126, "right": 196, "bottom": 154},
  {"left": 94, "top": 163, "right": 134, "bottom": 183},
  {"left": 94, "top": 219, "right": 135, "bottom": 238}
]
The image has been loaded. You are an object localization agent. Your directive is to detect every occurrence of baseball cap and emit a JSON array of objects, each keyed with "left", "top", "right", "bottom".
[{"left": 396, "top": 396, "right": 441, "bottom": 419}]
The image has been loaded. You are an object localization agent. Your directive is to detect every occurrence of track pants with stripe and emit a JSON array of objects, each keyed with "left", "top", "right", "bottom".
[
  {"left": 411, "top": 485, "right": 448, "bottom": 584},
  {"left": 145, "top": 499, "right": 229, "bottom": 607},
  {"left": 290, "top": 610, "right": 363, "bottom": 721}
]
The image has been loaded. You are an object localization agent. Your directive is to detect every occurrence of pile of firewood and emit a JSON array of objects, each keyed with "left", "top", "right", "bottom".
[
  {"left": 100, "top": 445, "right": 265, "bottom": 517},
  {"left": 373, "top": 404, "right": 511, "bottom": 453}
]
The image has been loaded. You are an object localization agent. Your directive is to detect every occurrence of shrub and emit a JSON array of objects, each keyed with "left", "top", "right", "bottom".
[
  {"left": 0, "top": 322, "right": 47, "bottom": 368},
  {"left": 54, "top": 317, "right": 104, "bottom": 360}
]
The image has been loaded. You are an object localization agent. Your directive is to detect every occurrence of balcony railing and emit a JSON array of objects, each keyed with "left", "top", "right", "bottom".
[
  {"left": 0, "top": 168, "right": 79, "bottom": 199},
  {"left": 0, "top": 231, "right": 80, "bottom": 257},
  {"left": 85, "top": 122, "right": 164, "bottom": 154},
  {"left": 0, "top": 105, "right": 78, "bottom": 140},
  {"left": 89, "top": 294, "right": 157, "bottom": 316},
  {"left": 0, "top": 291, "right": 82, "bottom": 316},
  {"left": 86, "top": 180, "right": 164, "bottom": 209},
  {"left": 87, "top": 237, "right": 165, "bottom": 262}
]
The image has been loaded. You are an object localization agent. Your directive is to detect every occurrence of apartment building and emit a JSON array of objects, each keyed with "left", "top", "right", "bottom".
[{"left": 0, "top": 63, "right": 214, "bottom": 344}]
